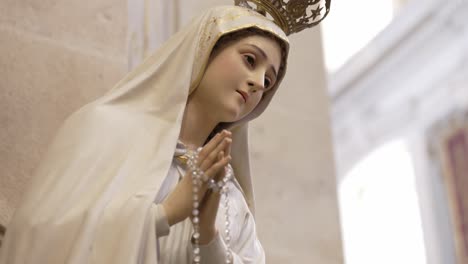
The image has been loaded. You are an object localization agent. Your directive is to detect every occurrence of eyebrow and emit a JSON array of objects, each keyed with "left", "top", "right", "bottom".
[{"left": 246, "top": 44, "right": 278, "bottom": 80}]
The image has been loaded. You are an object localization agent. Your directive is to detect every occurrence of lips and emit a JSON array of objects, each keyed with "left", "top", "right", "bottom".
[{"left": 236, "top": 90, "right": 248, "bottom": 103}]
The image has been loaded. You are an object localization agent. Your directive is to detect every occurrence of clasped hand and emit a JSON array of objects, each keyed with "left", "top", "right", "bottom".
[{"left": 162, "top": 130, "right": 232, "bottom": 244}]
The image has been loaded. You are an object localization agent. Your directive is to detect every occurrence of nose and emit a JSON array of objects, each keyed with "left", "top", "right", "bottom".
[{"left": 246, "top": 73, "right": 265, "bottom": 93}]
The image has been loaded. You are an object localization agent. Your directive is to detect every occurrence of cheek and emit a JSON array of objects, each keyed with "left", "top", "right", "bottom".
[
  {"left": 210, "top": 55, "right": 244, "bottom": 84},
  {"left": 244, "top": 93, "right": 263, "bottom": 114}
]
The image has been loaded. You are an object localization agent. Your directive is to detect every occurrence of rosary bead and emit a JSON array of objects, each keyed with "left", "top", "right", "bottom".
[{"left": 193, "top": 247, "right": 200, "bottom": 255}]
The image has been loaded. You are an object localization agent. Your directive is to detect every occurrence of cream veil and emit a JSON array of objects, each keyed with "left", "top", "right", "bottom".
[{"left": 0, "top": 6, "right": 289, "bottom": 264}]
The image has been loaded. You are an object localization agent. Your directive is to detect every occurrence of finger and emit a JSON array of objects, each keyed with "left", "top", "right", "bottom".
[
  {"left": 197, "top": 153, "right": 231, "bottom": 201},
  {"left": 196, "top": 133, "right": 221, "bottom": 162},
  {"left": 212, "top": 151, "right": 227, "bottom": 181},
  {"left": 199, "top": 139, "right": 228, "bottom": 172},
  {"left": 198, "top": 131, "right": 229, "bottom": 162},
  {"left": 224, "top": 137, "right": 232, "bottom": 157},
  {"left": 203, "top": 154, "right": 231, "bottom": 181},
  {"left": 195, "top": 150, "right": 225, "bottom": 196}
]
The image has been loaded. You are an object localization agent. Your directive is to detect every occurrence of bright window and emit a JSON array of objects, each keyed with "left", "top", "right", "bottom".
[
  {"left": 339, "top": 140, "right": 427, "bottom": 264},
  {"left": 321, "top": 0, "right": 394, "bottom": 72}
]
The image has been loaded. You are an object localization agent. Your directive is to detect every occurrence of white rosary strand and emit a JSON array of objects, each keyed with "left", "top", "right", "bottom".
[
  {"left": 186, "top": 149, "right": 233, "bottom": 264},
  {"left": 187, "top": 148, "right": 202, "bottom": 263},
  {"left": 223, "top": 165, "right": 234, "bottom": 263}
]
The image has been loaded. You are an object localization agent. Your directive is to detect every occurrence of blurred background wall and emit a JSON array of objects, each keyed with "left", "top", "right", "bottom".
[
  {"left": 0, "top": 0, "right": 127, "bottom": 245},
  {"left": 323, "top": 0, "right": 468, "bottom": 263}
]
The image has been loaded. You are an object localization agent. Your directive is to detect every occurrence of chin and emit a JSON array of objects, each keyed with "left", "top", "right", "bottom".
[
  {"left": 219, "top": 104, "right": 244, "bottom": 123},
  {"left": 221, "top": 112, "right": 241, "bottom": 123},
  {"left": 222, "top": 110, "right": 251, "bottom": 123}
]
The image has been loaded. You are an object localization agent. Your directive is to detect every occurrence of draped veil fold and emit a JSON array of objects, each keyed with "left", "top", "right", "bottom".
[{"left": 0, "top": 6, "right": 289, "bottom": 264}]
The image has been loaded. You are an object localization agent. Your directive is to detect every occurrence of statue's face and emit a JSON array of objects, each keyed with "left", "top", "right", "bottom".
[{"left": 193, "top": 34, "right": 282, "bottom": 123}]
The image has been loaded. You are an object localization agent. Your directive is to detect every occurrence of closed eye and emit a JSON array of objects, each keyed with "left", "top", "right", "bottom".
[{"left": 264, "top": 78, "right": 271, "bottom": 89}]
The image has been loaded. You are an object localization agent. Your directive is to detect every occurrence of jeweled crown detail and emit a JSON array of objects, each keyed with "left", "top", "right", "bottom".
[{"left": 234, "top": 0, "right": 331, "bottom": 35}]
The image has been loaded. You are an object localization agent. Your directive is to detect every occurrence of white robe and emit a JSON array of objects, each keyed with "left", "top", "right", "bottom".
[{"left": 153, "top": 142, "right": 265, "bottom": 263}]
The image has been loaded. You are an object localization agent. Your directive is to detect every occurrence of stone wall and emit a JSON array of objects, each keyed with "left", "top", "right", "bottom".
[{"left": 0, "top": 0, "right": 127, "bottom": 229}]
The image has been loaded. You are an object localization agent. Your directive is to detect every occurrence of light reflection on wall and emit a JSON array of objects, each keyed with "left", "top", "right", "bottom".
[
  {"left": 321, "top": 0, "right": 394, "bottom": 73},
  {"left": 339, "top": 140, "right": 427, "bottom": 264}
]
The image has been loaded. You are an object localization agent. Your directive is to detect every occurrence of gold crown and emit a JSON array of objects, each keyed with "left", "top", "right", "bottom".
[{"left": 234, "top": 0, "right": 331, "bottom": 35}]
